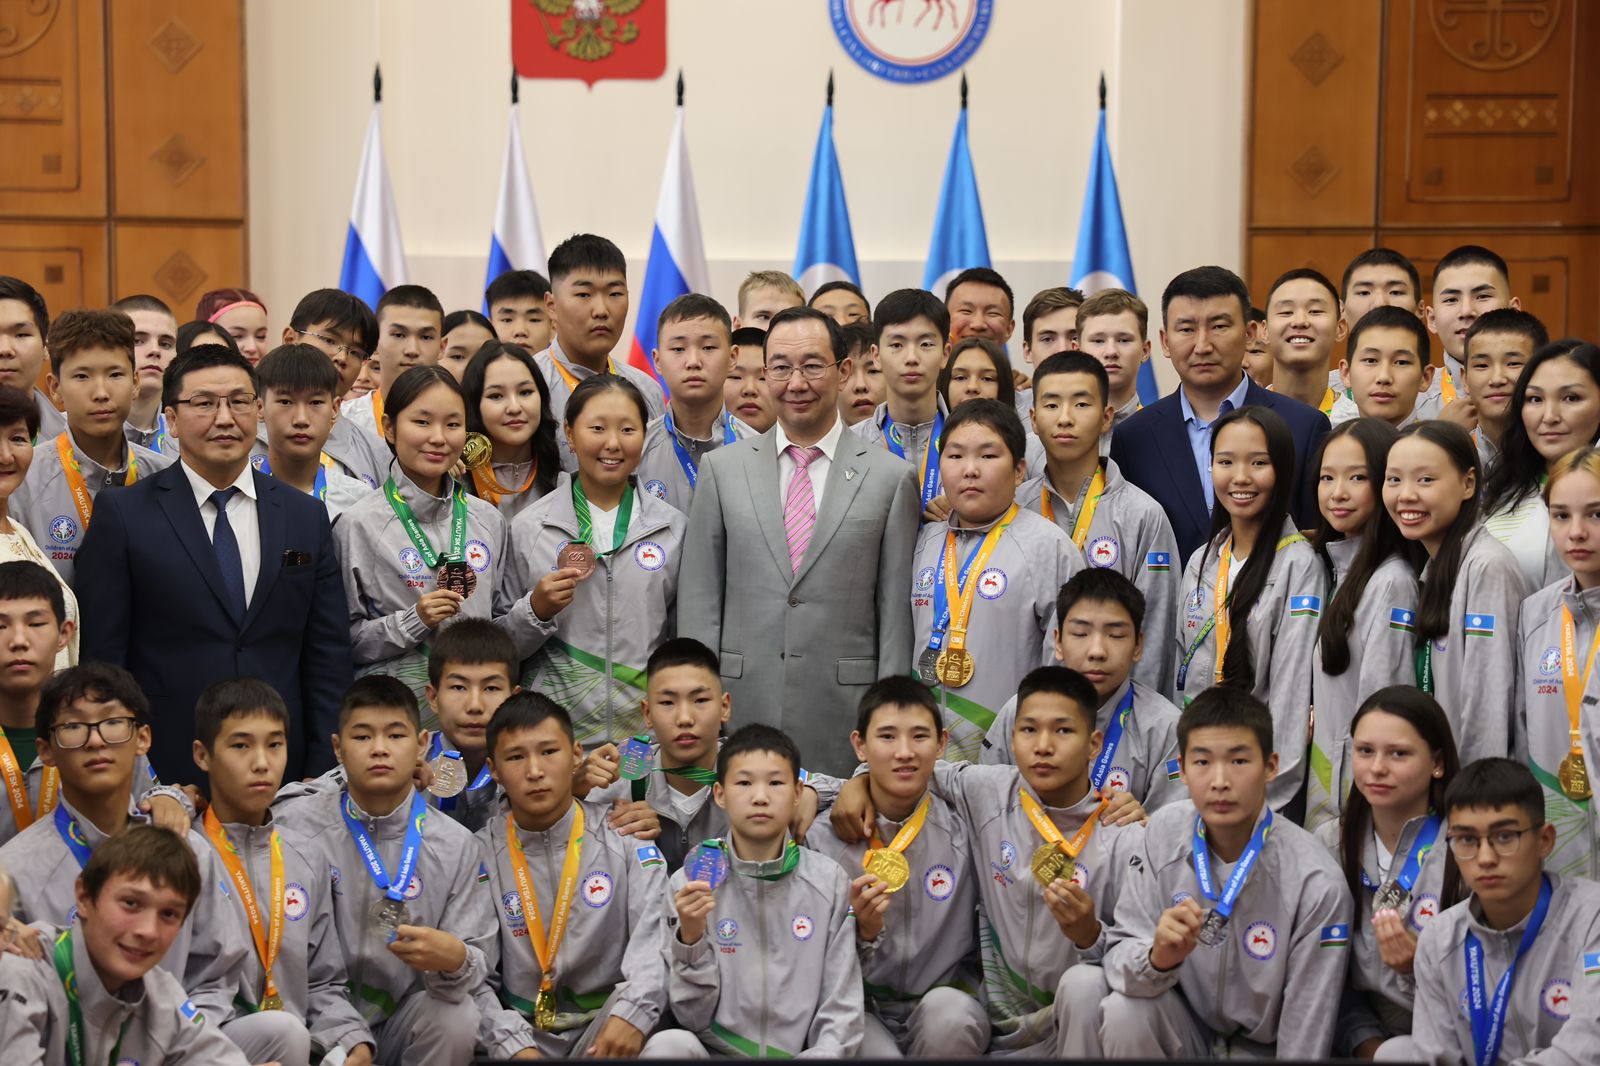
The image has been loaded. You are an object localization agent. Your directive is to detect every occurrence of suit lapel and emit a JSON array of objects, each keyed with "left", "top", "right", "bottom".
[
  {"left": 746, "top": 434, "right": 790, "bottom": 576},
  {"left": 1154, "top": 402, "right": 1210, "bottom": 535},
  {"left": 155, "top": 465, "right": 240, "bottom": 622},
  {"left": 242, "top": 473, "right": 284, "bottom": 633},
  {"left": 792, "top": 432, "right": 866, "bottom": 587}
]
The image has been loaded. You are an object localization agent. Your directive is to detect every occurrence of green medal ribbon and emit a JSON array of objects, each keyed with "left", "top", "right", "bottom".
[
  {"left": 384, "top": 476, "right": 468, "bottom": 568},
  {"left": 571, "top": 476, "right": 634, "bottom": 557},
  {"left": 1415, "top": 640, "right": 1434, "bottom": 694},
  {"left": 55, "top": 930, "right": 128, "bottom": 1066},
  {"left": 740, "top": 838, "right": 802, "bottom": 882},
  {"left": 662, "top": 764, "right": 719, "bottom": 785}
]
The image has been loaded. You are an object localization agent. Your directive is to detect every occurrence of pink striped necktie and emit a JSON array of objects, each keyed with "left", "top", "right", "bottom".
[{"left": 782, "top": 444, "right": 824, "bottom": 573}]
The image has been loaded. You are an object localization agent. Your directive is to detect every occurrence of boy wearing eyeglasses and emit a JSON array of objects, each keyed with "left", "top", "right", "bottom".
[
  {"left": 282, "top": 288, "right": 387, "bottom": 488},
  {"left": 0, "top": 664, "right": 267, "bottom": 1049},
  {"left": 1405, "top": 758, "right": 1600, "bottom": 1065}
]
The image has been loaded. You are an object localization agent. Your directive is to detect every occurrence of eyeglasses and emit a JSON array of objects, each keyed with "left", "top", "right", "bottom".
[
  {"left": 173, "top": 393, "right": 259, "bottom": 417},
  {"left": 1445, "top": 825, "right": 1540, "bottom": 860},
  {"left": 296, "top": 329, "right": 369, "bottom": 363},
  {"left": 50, "top": 716, "right": 139, "bottom": 749},
  {"left": 766, "top": 361, "right": 838, "bottom": 382}
]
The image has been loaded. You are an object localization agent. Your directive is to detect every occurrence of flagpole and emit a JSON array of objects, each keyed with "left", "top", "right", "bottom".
[
  {"left": 511, "top": 67, "right": 519, "bottom": 105},
  {"left": 676, "top": 68, "right": 683, "bottom": 108},
  {"left": 373, "top": 63, "right": 381, "bottom": 104}
]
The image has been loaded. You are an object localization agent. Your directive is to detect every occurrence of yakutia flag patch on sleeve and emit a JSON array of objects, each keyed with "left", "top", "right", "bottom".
[
  {"left": 1465, "top": 614, "right": 1496, "bottom": 637},
  {"left": 637, "top": 845, "right": 665, "bottom": 869},
  {"left": 1583, "top": 951, "right": 1600, "bottom": 977},
  {"left": 1320, "top": 925, "right": 1349, "bottom": 947},
  {"left": 1389, "top": 608, "right": 1415, "bottom": 632},
  {"left": 1290, "top": 595, "right": 1321, "bottom": 618},
  {"left": 1145, "top": 552, "right": 1171, "bottom": 572},
  {"left": 1166, "top": 758, "right": 1182, "bottom": 780}
]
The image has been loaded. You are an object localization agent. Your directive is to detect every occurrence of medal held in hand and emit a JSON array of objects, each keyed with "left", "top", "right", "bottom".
[
  {"left": 426, "top": 749, "right": 468, "bottom": 798},
  {"left": 916, "top": 647, "right": 941, "bottom": 686},
  {"left": 688, "top": 840, "right": 729, "bottom": 890},
  {"left": 619, "top": 735, "right": 652, "bottom": 781},
  {"left": 1031, "top": 843, "right": 1074, "bottom": 889},
  {"left": 1372, "top": 880, "right": 1411, "bottom": 915},
  {"left": 863, "top": 847, "right": 911, "bottom": 892},
  {"left": 557, "top": 542, "right": 597, "bottom": 579},
  {"left": 370, "top": 896, "right": 409, "bottom": 943},
  {"left": 1019, "top": 791, "right": 1104, "bottom": 890},
  {"left": 438, "top": 558, "right": 477, "bottom": 598},
  {"left": 461, "top": 432, "right": 493, "bottom": 470},
  {"left": 1197, "top": 908, "right": 1229, "bottom": 946}
]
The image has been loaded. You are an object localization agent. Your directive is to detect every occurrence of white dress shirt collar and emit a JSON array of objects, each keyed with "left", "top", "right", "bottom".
[
  {"left": 180, "top": 458, "right": 258, "bottom": 508},
  {"left": 775, "top": 416, "right": 845, "bottom": 462}
]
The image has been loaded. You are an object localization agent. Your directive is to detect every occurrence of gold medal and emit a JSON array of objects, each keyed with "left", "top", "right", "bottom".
[
  {"left": 461, "top": 432, "right": 493, "bottom": 470},
  {"left": 863, "top": 847, "right": 911, "bottom": 892},
  {"left": 1031, "top": 842, "right": 1073, "bottom": 888},
  {"left": 1559, "top": 751, "right": 1592, "bottom": 801},
  {"left": 534, "top": 986, "right": 556, "bottom": 1030},
  {"left": 260, "top": 992, "right": 283, "bottom": 1012},
  {"left": 935, "top": 647, "right": 975, "bottom": 688}
]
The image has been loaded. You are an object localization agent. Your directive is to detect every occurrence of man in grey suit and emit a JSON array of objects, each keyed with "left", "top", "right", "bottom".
[{"left": 679, "top": 306, "right": 920, "bottom": 773}]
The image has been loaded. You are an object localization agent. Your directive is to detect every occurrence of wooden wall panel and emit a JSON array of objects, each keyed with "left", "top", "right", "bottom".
[
  {"left": 0, "top": 221, "right": 110, "bottom": 310},
  {"left": 1247, "top": 231, "right": 1377, "bottom": 307},
  {"left": 112, "top": 223, "right": 244, "bottom": 313},
  {"left": 1249, "top": 0, "right": 1383, "bottom": 229},
  {"left": 0, "top": 0, "right": 106, "bottom": 217},
  {"left": 108, "top": 1, "right": 245, "bottom": 220}
]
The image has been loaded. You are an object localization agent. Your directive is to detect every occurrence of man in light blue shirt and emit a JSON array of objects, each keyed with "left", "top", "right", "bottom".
[{"left": 1179, "top": 372, "right": 1250, "bottom": 514}]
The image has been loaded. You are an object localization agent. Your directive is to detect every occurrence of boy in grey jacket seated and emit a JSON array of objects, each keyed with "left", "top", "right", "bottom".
[
  {"left": 0, "top": 826, "right": 252, "bottom": 1065},
  {"left": 1406, "top": 758, "right": 1600, "bottom": 1066},
  {"left": 642, "top": 725, "right": 863, "bottom": 1058}
]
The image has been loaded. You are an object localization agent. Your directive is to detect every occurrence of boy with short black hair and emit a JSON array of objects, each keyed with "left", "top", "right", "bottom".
[
  {"left": 283, "top": 287, "right": 386, "bottom": 487},
  {"left": 111, "top": 294, "right": 178, "bottom": 451},
  {"left": 273, "top": 676, "right": 497, "bottom": 1066},
  {"left": 1024, "top": 354, "right": 1179, "bottom": 695},
  {"left": 808, "top": 279, "right": 871, "bottom": 325},
  {"left": 1265, "top": 268, "right": 1347, "bottom": 415},
  {"left": 724, "top": 326, "right": 775, "bottom": 433},
  {"left": 853, "top": 288, "right": 952, "bottom": 517},
  {"left": 946, "top": 267, "right": 1017, "bottom": 345},
  {"left": 638, "top": 294, "right": 754, "bottom": 510},
  {"left": 13, "top": 308, "right": 173, "bottom": 583},
  {"left": 537, "top": 234, "right": 665, "bottom": 470},
  {"left": 1462, "top": 307, "right": 1548, "bottom": 466},
  {"left": 473, "top": 692, "right": 669, "bottom": 1058},
  {"left": 485, "top": 268, "right": 553, "bottom": 352},
  {"left": 837, "top": 319, "right": 884, "bottom": 428},
  {"left": 643, "top": 723, "right": 863, "bottom": 1058},
  {"left": 421, "top": 617, "right": 520, "bottom": 830},
  {"left": 733, "top": 270, "right": 803, "bottom": 330},
  {"left": 342, "top": 284, "right": 446, "bottom": 441},
  {"left": 0, "top": 664, "right": 242, "bottom": 1022},
  {"left": 0, "top": 275, "right": 67, "bottom": 439},
  {"left": 1407, "top": 758, "right": 1600, "bottom": 1066},
  {"left": 192, "top": 677, "right": 372, "bottom": 1065},
  {"left": 1075, "top": 288, "right": 1150, "bottom": 441},
  {"left": 1427, "top": 244, "right": 1519, "bottom": 412},
  {"left": 807, "top": 677, "right": 988, "bottom": 1057},
  {"left": 984, "top": 569, "right": 1183, "bottom": 812},
  {"left": 1333, "top": 305, "right": 1436, "bottom": 428},
  {"left": 0, "top": 825, "right": 253, "bottom": 1065},
  {"left": 1095, "top": 687, "right": 1352, "bottom": 1059},
  {"left": 1341, "top": 248, "right": 1422, "bottom": 328},
  {"left": 254, "top": 343, "right": 372, "bottom": 519},
  {"left": 1243, "top": 305, "right": 1272, "bottom": 388}
]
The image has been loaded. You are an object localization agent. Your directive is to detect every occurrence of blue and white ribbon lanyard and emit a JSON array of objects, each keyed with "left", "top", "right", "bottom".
[
  {"left": 1465, "top": 874, "right": 1551, "bottom": 1066},
  {"left": 342, "top": 791, "right": 426, "bottom": 914},
  {"left": 885, "top": 410, "right": 943, "bottom": 512},
  {"left": 925, "top": 526, "right": 992, "bottom": 658},
  {"left": 1191, "top": 809, "right": 1273, "bottom": 920},
  {"left": 663, "top": 410, "right": 738, "bottom": 489},
  {"left": 54, "top": 804, "right": 94, "bottom": 867},
  {"left": 257, "top": 452, "right": 330, "bottom": 501},
  {"left": 426, "top": 732, "right": 493, "bottom": 811},
  {"left": 1360, "top": 813, "right": 1442, "bottom": 894},
  {"left": 1088, "top": 685, "right": 1136, "bottom": 791}
]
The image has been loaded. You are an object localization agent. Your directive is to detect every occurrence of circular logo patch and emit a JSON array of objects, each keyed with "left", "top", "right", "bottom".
[
  {"left": 403, "top": 874, "right": 423, "bottom": 901},
  {"left": 1540, "top": 646, "right": 1562, "bottom": 676},
  {"left": 634, "top": 541, "right": 666, "bottom": 572},
  {"left": 465, "top": 539, "right": 492, "bottom": 573},
  {"left": 250, "top": 453, "right": 267, "bottom": 471},
  {"left": 398, "top": 547, "right": 424, "bottom": 575},
  {"left": 1087, "top": 536, "right": 1120, "bottom": 568},
  {"left": 716, "top": 918, "right": 739, "bottom": 941},
  {"left": 998, "top": 840, "right": 1017, "bottom": 869},
  {"left": 581, "top": 871, "right": 613, "bottom": 908},
  {"left": 502, "top": 891, "right": 524, "bottom": 922},
  {"left": 1242, "top": 920, "right": 1277, "bottom": 961},
  {"left": 914, "top": 566, "right": 936, "bottom": 594},
  {"left": 1105, "top": 766, "right": 1132, "bottom": 792},
  {"left": 1409, "top": 893, "right": 1440, "bottom": 932},
  {"left": 1186, "top": 587, "right": 1205, "bottom": 615},
  {"left": 283, "top": 882, "right": 310, "bottom": 922},
  {"left": 976, "top": 567, "right": 1007, "bottom": 600},
  {"left": 1172, "top": 890, "right": 1194, "bottom": 907},
  {"left": 791, "top": 913, "right": 815, "bottom": 941},
  {"left": 829, "top": 0, "right": 995, "bottom": 84},
  {"left": 48, "top": 515, "right": 77, "bottom": 544},
  {"left": 1542, "top": 978, "right": 1574, "bottom": 1020},
  {"left": 1069, "top": 861, "right": 1090, "bottom": 890},
  {"left": 644, "top": 479, "right": 668, "bottom": 500},
  {"left": 924, "top": 864, "right": 955, "bottom": 902}
]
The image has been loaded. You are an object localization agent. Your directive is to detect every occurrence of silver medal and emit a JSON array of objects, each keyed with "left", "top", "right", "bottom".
[
  {"left": 1372, "top": 881, "right": 1410, "bottom": 914},
  {"left": 916, "top": 648, "right": 941, "bottom": 686},
  {"left": 426, "top": 751, "right": 468, "bottom": 798},
  {"left": 1196, "top": 908, "right": 1228, "bottom": 947},
  {"left": 369, "top": 896, "right": 409, "bottom": 943}
]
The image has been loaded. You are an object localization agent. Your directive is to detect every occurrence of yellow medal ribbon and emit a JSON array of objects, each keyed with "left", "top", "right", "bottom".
[
  {"left": 1440, "top": 366, "right": 1457, "bottom": 406},
  {"left": 203, "top": 809, "right": 284, "bottom": 1010},
  {"left": 470, "top": 457, "right": 538, "bottom": 505},
  {"left": 1558, "top": 604, "right": 1599, "bottom": 799},
  {"left": 506, "top": 806, "right": 584, "bottom": 1027},
  {"left": 548, "top": 354, "right": 620, "bottom": 394},
  {"left": 1068, "top": 466, "right": 1106, "bottom": 549},
  {"left": 1020, "top": 790, "right": 1107, "bottom": 871},
  {"left": 941, "top": 503, "right": 1018, "bottom": 654},
  {"left": 371, "top": 388, "right": 385, "bottom": 434},
  {"left": 1318, "top": 386, "right": 1336, "bottom": 415},
  {"left": 1214, "top": 539, "right": 1235, "bottom": 685},
  {"left": 57, "top": 432, "right": 136, "bottom": 530},
  {"left": 867, "top": 792, "right": 931, "bottom": 854},
  {"left": 0, "top": 727, "right": 55, "bottom": 830}
]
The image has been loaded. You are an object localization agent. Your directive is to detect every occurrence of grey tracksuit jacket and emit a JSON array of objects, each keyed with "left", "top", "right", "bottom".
[
  {"left": 1411, "top": 874, "right": 1600, "bottom": 1066},
  {"left": 0, "top": 923, "right": 252, "bottom": 1066},
  {"left": 637, "top": 408, "right": 757, "bottom": 514},
  {"left": 497, "top": 473, "right": 686, "bottom": 747},
  {"left": 1017, "top": 458, "right": 1182, "bottom": 695},
  {"left": 588, "top": 749, "right": 729, "bottom": 874},
  {"left": 472, "top": 799, "right": 670, "bottom": 1058},
  {"left": 910, "top": 507, "right": 1081, "bottom": 762},
  {"left": 982, "top": 678, "right": 1185, "bottom": 812},
  {"left": 1101, "top": 800, "right": 1353, "bottom": 1060},
  {"left": 661, "top": 840, "right": 864, "bottom": 1057},
  {"left": 1176, "top": 519, "right": 1327, "bottom": 810},
  {"left": 0, "top": 746, "right": 170, "bottom": 848},
  {"left": 535, "top": 341, "right": 666, "bottom": 473},
  {"left": 275, "top": 762, "right": 506, "bottom": 836}
]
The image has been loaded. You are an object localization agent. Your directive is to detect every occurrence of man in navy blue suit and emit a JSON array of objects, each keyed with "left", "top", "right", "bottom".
[
  {"left": 76, "top": 345, "right": 352, "bottom": 783},
  {"left": 1110, "top": 266, "right": 1330, "bottom": 565}
]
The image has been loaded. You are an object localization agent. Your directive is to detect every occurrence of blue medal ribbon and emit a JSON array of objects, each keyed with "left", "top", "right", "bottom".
[
  {"left": 341, "top": 791, "right": 426, "bottom": 903},
  {"left": 1465, "top": 874, "right": 1551, "bottom": 1066},
  {"left": 1191, "top": 809, "right": 1272, "bottom": 920},
  {"left": 1360, "top": 814, "right": 1443, "bottom": 893},
  {"left": 1089, "top": 685, "right": 1136, "bottom": 791},
  {"left": 885, "top": 410, "right": 943, "bottom": 512},
  {"left": 927, "top": 528, "right": 991, "bottom": 654},
  {"left": 54, "top": 804, "right": 93, "bottom": 868},
  {"left": 151, "top": 413, "right": 168, "bottom": 454},
  {"left": 257, "top": 453, "right": 330, "bottom": 501},
  {"left": 425, "top": 733, "right": 493, "bottom": 812},
  {"left": 664, "top": 410, "right": 738, "bottom": 490}
]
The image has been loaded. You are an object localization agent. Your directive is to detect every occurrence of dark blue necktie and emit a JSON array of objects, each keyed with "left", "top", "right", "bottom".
[{"left": 209, "top": 488, "right": 246, "bottom": 618}]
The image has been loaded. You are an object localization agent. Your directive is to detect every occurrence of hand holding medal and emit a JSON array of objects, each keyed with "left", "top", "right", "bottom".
[{"left": 676, "top": 840, "right": 727, "bottom": 946}]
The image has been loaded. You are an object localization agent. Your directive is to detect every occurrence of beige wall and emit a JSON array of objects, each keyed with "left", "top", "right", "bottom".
[{"left": 246, "top": 0, "right": 1247, "bottom": 389}]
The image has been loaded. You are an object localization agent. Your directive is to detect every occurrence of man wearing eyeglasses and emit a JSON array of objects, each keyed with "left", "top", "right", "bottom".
[
  {"left": 75, "top": 344, "right": 353, "bottom": 785},
  {"left": 678, "top": 306, "right": 920, "bottom": 774},
  {"left": 1405, "top": 757, "right": 1600, "bottom": 1066}
]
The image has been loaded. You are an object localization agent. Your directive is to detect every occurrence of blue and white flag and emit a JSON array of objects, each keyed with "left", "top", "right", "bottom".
[
  {"left": 339, "top": 79, "right": 407, "bottom": 310},
  {"left": 794, "top": 93, "right": 859, "bottom": 297},
  {"left": 484, "top": 95, "right": 547, "bottom": 306},
  {"left": 1072, "top": 98, "right": 1157, "bottom": 403},
  {"left": 923, "top": 96, "right": 989, "bottom": 297}
]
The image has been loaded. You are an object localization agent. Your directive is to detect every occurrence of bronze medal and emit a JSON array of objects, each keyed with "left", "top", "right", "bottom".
[
  {"left": 437, "top": 559, "right": 477, "bottom": 598},
  {"left": 557, "top": 542, "right": 597, "bottom": 578},
  {"left": 1559, "top": 751, "right": 1592, "bottom": 801},
  {"left": 460, "top": 432, "right": 493, "bottom": 470},
  {"left": 260, "top": 992, "right": 283, "bottom": 1012},
  {"left": 1031, "top": 842, "right": 1072, "bottom": 888},
  {"left": 863, "top": 847, "right": 911, "bottom": 893},
  {"left": 935, "top": 647, "right": 975, "bottom": 688},
  {"left": 534, "top": 987, "right": 557, "bottom": 1030}
]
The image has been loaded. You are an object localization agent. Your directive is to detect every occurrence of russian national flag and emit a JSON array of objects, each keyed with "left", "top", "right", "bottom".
[
  {"left": 794, "top": 78, "right": 859, "bottom": 297},
  {"left": 628, "top": 82, "right": 709, "bottom": 395},
  {"left": 1072, "top": 80, "right": 1157, "bottom": 404},
  {"left": 923, "top": 76, "right": 990, "bottom": 297},
  {"left": 339, "top": 67, "right": 407, "bottom": 311},
  {"left": 484, "top": 79, "right": 547, "bottom": 310}
]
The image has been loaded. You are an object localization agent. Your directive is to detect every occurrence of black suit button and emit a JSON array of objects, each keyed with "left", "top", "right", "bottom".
[{"left": 787, "top": 596, "right": 799, "bottom": 607}]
